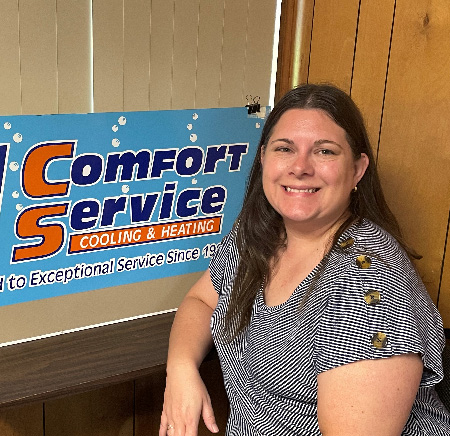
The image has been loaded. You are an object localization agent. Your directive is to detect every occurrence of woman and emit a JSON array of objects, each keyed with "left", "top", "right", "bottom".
[{"left": 160, "top": 84, "right": 450, "bottom": 435}]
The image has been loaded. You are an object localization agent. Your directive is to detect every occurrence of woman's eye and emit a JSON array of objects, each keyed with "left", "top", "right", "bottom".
[
  {"left": 318, "top": 148, "right": 335, "bottom": 155},
  {"left": 275, "top": 146, "right": 292, "bottom": 153}
]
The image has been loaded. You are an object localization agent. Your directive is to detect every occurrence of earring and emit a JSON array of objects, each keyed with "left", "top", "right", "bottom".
[{"left": 352, "top": 186, "right": 358, "bottom": 193}]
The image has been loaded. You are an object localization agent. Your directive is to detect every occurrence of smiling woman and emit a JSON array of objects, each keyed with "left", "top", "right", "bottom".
[
  {"left": 260, "top": 108, "right": 369, "bottom": 234},
  {"left": 160, "top": 84, "right": 450, "bottom": 436}
]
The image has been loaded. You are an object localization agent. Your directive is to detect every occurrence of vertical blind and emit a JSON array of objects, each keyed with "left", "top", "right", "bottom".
[{"left": 0, "top": 0, "right": 278, "bottom": 116}]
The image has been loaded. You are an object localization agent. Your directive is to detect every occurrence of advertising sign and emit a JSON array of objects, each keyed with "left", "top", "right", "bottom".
[{"left": 0, "top": 107, "right": 265, "bottom": 306}]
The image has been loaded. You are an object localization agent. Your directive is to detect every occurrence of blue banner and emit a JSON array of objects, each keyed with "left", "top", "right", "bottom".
[{"left": 0, "top": 107, "right": 265, "bottom": 306}]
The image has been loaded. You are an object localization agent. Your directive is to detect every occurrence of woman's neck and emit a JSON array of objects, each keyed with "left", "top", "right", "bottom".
[{"left": 283, "top": 212, "right": 352, "bottom": 256}]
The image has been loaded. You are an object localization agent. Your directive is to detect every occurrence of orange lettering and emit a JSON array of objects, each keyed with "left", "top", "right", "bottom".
[
  {"left": 12, "top": 203, "right": 69, "bottom": 262},
  {"left": 22, "top": 142, "right": 75, "bottom": 198}
]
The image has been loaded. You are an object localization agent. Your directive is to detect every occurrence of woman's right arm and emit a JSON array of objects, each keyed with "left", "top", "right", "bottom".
[{"left": 159, "top": 270, "right": 220, "bottom": 436}]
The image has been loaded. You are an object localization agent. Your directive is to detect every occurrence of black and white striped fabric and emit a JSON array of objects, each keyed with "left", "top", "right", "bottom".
[{"left": 209, "top": 219, "right": 450, "bottom": 435}]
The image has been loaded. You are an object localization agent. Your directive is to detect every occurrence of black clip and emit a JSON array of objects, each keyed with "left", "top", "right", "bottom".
[{"left": 245, "top": 95, "right": 261, "bottom": 114}]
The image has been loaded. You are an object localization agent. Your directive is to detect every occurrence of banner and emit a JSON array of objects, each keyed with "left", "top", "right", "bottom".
[{"left": 0, "top": 107, "right": 266, "bottom": 306}]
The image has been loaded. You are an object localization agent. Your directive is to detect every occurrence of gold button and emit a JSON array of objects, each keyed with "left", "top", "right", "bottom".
[
  {"left": 371, "top": 332, "right": 388, "bottom": 349},
  {"left": 364, "top": 290, "right": 381, "bottom": 306},
  {"left": 356, "top": 255, "right": 371, "bottom": 269},
  {"left": 339, "top": 237, "right": 354, "bottom": 249}
]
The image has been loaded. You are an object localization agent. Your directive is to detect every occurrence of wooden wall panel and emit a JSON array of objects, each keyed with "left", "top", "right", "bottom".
[
  {"left": 45, "top": 382, "right": 134, "bottom": 436},
  {"left": 19, "top": 0, "right": 58, "bottom": 115},
  {"left": 376, "top": 0, "right": 450, "bottom": 305},
  {"left": 351, "top": 0, "right": 395, "bottom": 154},
  {"left": 0, "top": 1, "right": 22, "bottom": 115},
  {"left": 135, "top": 368, "right": 166, "bottom": 435},
  {"left": 308, "top": 0, "right": 360, "bottom": 93},
  {"left": 57, "top": 0, "right": 92, "bottom": 114},
  {"left": 93, "top": 0, "right": 124, "bottom": 113},
  {"left": 0, "top": 404, "right": 42, "bottom": 436},
  {"left": 124, "top": 0, "right": 151, "bottom": 112},
  {"left": 439, "top": 217, "right": 450, "bottom": 326},
  {"left": 149, "top": 0, "right": 174, "bottom": 110},
  {"left": 194, "top": 0, "right": 224, "bottom": 109}
]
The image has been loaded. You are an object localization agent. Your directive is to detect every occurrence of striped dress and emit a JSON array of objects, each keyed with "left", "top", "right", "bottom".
[{"left": 209, "top": 219, "right": 450, "bottom": 435}]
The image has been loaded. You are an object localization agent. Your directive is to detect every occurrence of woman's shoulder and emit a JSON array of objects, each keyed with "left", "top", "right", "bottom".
[
  {"left": 345, "top": 218, "right": 404, "bottom": 253},
  {"left": 329, "top": 218, "right": 426, "bottom": 301},
  {"left": 338, "top": 218, "right": 412, "bottom": 270}
]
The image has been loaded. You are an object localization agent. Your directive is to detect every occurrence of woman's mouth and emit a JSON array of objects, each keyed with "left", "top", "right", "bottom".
[{"left": 284, "top": 186, "right": 319, "bottom": 193}]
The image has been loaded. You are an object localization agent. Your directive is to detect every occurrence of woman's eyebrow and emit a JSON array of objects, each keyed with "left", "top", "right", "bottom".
[
  {"left": 314, "top": 138, "right": 343, "bottom": 149},
  {"left": 268, "top": 137, "right": 294, "bottom": 145}
]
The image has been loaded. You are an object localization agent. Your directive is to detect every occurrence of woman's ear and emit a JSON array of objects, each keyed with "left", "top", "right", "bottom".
[{"left": 354, "top": 153, "right": 369, "bottom": 185}]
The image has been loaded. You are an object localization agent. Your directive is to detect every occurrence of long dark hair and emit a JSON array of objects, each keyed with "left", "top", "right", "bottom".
[{"left": 223, "top": 83, "right": 416, "bottom": 341}]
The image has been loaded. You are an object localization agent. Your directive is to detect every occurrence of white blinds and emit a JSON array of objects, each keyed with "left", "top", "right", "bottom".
[{"left": 0, "top": 0, "right": 277, "bottom": 115}]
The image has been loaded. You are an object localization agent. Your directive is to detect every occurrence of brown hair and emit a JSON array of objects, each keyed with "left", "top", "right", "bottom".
[{"left": 223, "top": 83, "right": 415, "bottom": 341}]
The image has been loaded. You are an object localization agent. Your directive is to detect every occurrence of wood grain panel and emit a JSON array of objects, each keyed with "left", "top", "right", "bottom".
[
  {"left": 19, "top": 0, "right": 58, "bottom": 115},
  {"left": 149, "top": 0, "right": 174, "bottom": 110},
  {"left": 135, "top": 367, "right": 166, "bottom": 436},
  {"left": 93, "top": 0, "right": 124, "bottom": 112},
  {"left": 219, "top": 1, "right": 248, "bottom": 107},
  {"left": 438, "top": 214, "right": 450, "bottom": 327},
  {"left": 0, "top": 313, "right": 174, "bottom": 408},
  {"left": 0, "top": 403, "right": 42, "bottom": 436},
  {"left": 0, "top": 0, "right": 21, "bottom": 115},
  {"left": 377, "top": 0, "right": 450, "bottom": 304},
  {"left": 243, "top": 0, "right": 277, "bottom": 106},
  {"left": 124, "top": 0, "right": 151, "bottom": 112},
  {"left": 57, "top": 0, "right": 92, "bottom": 114},
  {"left": 351, "top": 0, "right": 395, "bottom": 154},
  {"left": 172, "top": 0, "right": 200, "bottom": 110},
  {"left": 194, "top": 0, "right": 224, "bottom": 109},
  {"left": 308, "top": 0, "right": 360, "bottom": 92},
  {"left": 45, "top": 382, "right": 133, "bottom": 436}
]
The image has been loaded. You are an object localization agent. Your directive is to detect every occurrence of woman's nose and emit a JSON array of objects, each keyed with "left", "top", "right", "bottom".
[{"left": 289, "top": 152, "right": 314, "bottom": 176}]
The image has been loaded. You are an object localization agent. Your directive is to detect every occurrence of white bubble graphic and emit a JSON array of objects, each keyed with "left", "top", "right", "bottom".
[
  {"left": 192, "top": 178, "right": 197, "bottom": 185},
  {"left": 4, "top": 122, "right": 11, "bottom": 130},
  {"left": 13, "top": 133, "right": 23, "bottom": 143},
  {"left": 112, "top": 125, "right": 119, "bottom": 132},
  {"left": 190, "top": 134, "right": 197, "bottom": 143},
  {"left": 12, "top": 191, "right": 19, "bottom": 199},
  {"left": 122, "top": 185, "right": 130, "bottom": 194},
  {"left": 82, "top": 166, "right": 91, "bottom": 177},
  {"left": 16, "top": 204, "right": 23, "bottom": 211},
  {"left": 187, "top": 124, "right": 193, "bottom": 130},
  {"left": 255, "top": 122, "right": 261, "bottom": 129},
  {"left": 192, "top": 113, "right": 198, "bottom": 120},
  {"left": 9, "top": 162, "right": 19, "bottom": 171},
  {"left": 185, "top": 157, "right": 193, "bottom": 168},
  {"left": 118, "top": 116, "right": 127, "bottom": 126},
  {"left": 112, "top": 138, "right": 120, "bottom": 147}
]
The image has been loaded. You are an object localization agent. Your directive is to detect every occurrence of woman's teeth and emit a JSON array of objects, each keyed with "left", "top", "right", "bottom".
[{"left": 285, "top": 187, "right": 318, "bottom": 193}]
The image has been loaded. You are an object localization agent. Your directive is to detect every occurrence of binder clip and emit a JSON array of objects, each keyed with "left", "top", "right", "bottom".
[{"left": 245, "top": 95, "right": 261, "bottom": 114}]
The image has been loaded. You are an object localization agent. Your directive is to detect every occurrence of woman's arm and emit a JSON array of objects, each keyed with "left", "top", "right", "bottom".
[
  {"left": 160, "top": 270, "right": 220, "bottom": 436},
  {"left": 317, "top": 353, "right": 423, "bottom": 436}
]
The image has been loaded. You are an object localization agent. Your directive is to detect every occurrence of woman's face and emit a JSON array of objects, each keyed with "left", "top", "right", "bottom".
[{"left": 260, "top": 108, "right": 369, "bottom": 233}]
